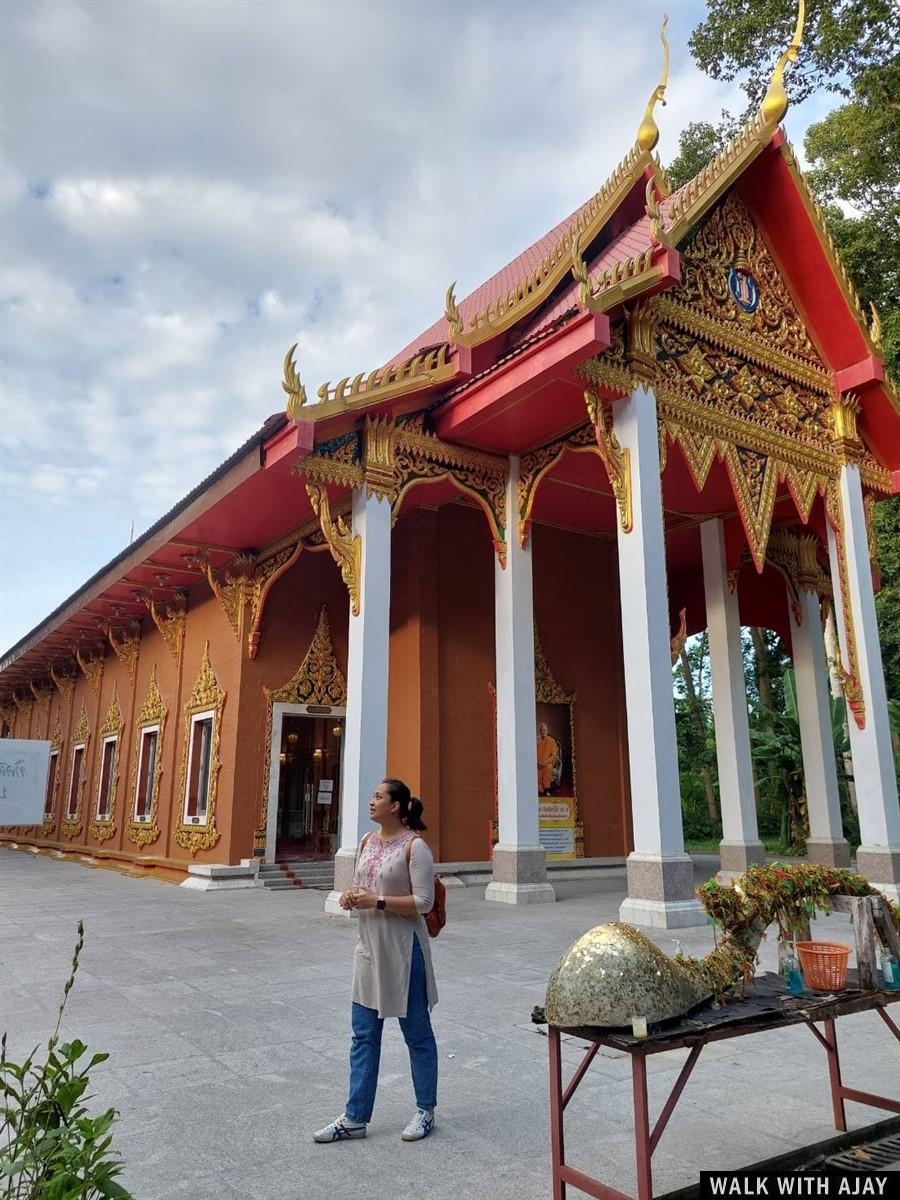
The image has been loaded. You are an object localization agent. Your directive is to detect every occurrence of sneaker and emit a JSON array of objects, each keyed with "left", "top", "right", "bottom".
[
  {"left": 312, "top": 1113, "right": 367, "bottom": 1143},
  {"left": 401, "top": 1107, "right": 435, "bottom": 1141}
]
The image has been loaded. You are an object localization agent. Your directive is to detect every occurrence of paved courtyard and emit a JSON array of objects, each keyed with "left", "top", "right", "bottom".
[{"left": 2, "top": 848, "right": 898, "bottom": 1200}]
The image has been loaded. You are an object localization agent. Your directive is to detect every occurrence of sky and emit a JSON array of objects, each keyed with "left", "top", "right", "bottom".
[{"left": 0, "top": 0, "right": 837, "bottom": 655}]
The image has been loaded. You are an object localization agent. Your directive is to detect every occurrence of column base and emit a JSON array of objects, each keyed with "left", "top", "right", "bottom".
[
  {"left": 619, "top": 852, "right": 707, "bottom": 929},
  {"left": 484, "top": 881, "right": 556, "bottom": 905},
  {"left": 485, "top": 845, "right": 555, "bottom": 904},
  {"left": 855, "top": 846, "right": 900, "bottom": 905},
  {"left": 717, "top": 840, "right": 766, "bottom": 873},
  {"left": 618, "top": 897, "right": 708, "bottom": 929},
  {"left": 806, "top": 837, "right": 851, "bottom": 868},
  {"left": 324, "top": 848, "right": 359, "bottom": 916}
]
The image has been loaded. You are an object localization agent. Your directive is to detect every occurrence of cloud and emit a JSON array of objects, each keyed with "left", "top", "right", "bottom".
[{"left": 0, "top": 0, "right": 821, "bottom": 652}]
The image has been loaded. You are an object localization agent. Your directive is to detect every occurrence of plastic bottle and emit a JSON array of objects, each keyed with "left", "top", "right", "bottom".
[
  {"left": 882, "top": 950, "right": 900, "bottom": 990},
  {"left": 782, "top": 942, "right": 804, "bottom": 994}
]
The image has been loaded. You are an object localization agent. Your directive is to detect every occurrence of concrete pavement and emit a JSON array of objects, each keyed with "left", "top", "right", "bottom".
[{"left": 1, "top": 847, "right": 897, "bottom": 1200}]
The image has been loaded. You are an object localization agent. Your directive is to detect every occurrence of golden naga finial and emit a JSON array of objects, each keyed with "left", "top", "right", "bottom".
[
  {"left": 760, "top": 0, "right": 805, "bottom": 127},
  {"left": 869, "top": 302, "right": 883, "bottom": 350},
  {"left": 571, "top": 232, "right": 594, "bottom": 307},
  {"left": 282, "top": 343, "right": 308, "bottom": 421},
  {"left": 636, "top": 15, "right": 670, "bottom": 154},
  {"left": 445, "top": 282, "right": 463, "bottom": 340},
  {"left": 644, "top": 178, "right": 670, "bottom": 246}
]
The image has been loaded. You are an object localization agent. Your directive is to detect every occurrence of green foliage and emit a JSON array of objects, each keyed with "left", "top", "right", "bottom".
[
  {"left": 750, "top": 668, "right": 853, "bottom": 851},
  {"left": 0, "top": 922, "right": 133, "bottom": 1200},
  {"left": 688, "top": 0, "right": 898, "bottom": 105},
  {"left": 873, "top": 497, "right": 900, "bottom": 703}
]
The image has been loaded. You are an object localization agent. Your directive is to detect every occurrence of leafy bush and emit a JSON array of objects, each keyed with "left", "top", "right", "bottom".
[{"left": 0, "top": 921, "right": 133, "bottom": 1199}]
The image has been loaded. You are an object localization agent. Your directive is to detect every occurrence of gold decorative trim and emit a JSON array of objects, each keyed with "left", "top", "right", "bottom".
[
  {"left": 572, "top": 236, "right": 660, "bottom": 315},
  {"left": 89, "top": 686, "right": 123, "bottom": 843},
  {"left": 828, "top": 392, "right": 863, "bottom": 460},
  {"left": 391, "top": 419, "right": 508, "bottom": 565},
  {"left": 283, "top": 343, "right": 309, "bottom": 420},
  {"left": 107, "top": 621, "right": 141, "bottom": 682},
  {"left": 315, "top": 345, "right": 455, "bottom": 421},
  {"left": 258, "top": 606, "right": 347, "bottom": 841},
  {"left": 126, "top": 666, "right": 167, "bottom": 849},
  {"left": 652, "top": 296, "right": 830, "bottom": 392},
  {"left": 294, "top": 436, "right": 365, "bottom": 491},
  {"left": 138, "top": 592, "right": 186, "bottom": 663},
  {"left": 306, "top": 483, "right": 362, "bottom": 617},
  {"left": 42, "top": 721, "right": 65, "bottom": 836},
  {"left": 584, "top": 388, "right": 633, "bottom": 534},
  {"left": 364, "top": 417, "right": 398, "bottom": 499},
  {"left": 61, "top": 704, "right": 90, "bottom": 842},
  {"left": 518, "top": 424, "right": 598, "bottom": 548},
  {"left": 759, "top": 0, "right": 805, "bottom": 126},
  {"left": 174, "top": 644, "right": 225, "bottom": 855},
  {"left": 74, "top": 644, "right": 104, "bottom": 693},
  {"left": 534, "top": 625, "right": 574, "bottom": 705},
  {"left": 636, "top": 15, "right": 670, "bottom": 154},
  {"left": 825, "top": 484, "right": 865, "bottom": 729},
  {"left": 447, "top": 142, "right": 651, "bottom": 347},
  {"left": 29, "top": 679, "right": 53, "bottom": 712},
  {"left": 247, "top": 542, "right": 305, "bottom": 659},
  {"left": 50, "top": 663, "right": 76, "bottom": 701}
]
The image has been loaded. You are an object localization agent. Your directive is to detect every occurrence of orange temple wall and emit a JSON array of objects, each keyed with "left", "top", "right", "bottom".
[{"left": 2, "top": 507, "right": 632, "bottom": 874}]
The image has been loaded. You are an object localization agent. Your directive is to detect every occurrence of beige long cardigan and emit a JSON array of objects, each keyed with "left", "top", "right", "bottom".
[{"left": 352, "top": 831, "right": 438, "bottom": 1019}]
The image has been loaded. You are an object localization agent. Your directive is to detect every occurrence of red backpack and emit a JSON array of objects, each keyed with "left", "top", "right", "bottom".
[{"left": 406, "top": 836, "right": 446, "bottom": 938}]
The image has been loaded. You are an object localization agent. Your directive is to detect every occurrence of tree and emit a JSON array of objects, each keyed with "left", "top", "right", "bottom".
[{"left": 669, "top": 0, "right": 900, "bottom": 703}]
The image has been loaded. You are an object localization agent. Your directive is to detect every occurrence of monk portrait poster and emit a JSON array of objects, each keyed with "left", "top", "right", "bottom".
[{"left": 535, "top": 702, "right": 573, "bottom": 798}]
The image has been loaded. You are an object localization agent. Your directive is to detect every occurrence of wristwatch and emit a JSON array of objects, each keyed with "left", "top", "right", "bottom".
[{"left": 376, "top": 896, "right": 386, "bottom": 911}]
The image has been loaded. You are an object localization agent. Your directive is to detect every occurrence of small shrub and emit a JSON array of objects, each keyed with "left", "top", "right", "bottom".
[{"left": 0, "top": 921, "right": 133, "bottom": 1199}]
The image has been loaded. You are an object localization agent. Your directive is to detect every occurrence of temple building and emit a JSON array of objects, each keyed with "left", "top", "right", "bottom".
[{"left": 2, "top": 14, "right": 899, "bottom": 925}]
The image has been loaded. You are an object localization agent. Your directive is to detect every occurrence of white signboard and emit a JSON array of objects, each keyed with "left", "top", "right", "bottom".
[
  {"left": 0, "top": 740, "right": 52, "bottom": 825},
  {"left": 539, "top": 826, "right": 575, "bottom": 856}
]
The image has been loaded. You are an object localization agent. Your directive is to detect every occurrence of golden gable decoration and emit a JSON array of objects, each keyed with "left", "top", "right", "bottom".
[
  {"left": 174, "top": 644, "right": 225, "bottom": 855},
  {"left": 126, "top": 666, "right": 167, "bottom": 849},
  {"left": 90, "top": 686, "right": 124, "bottom": 844},
  {"left": 61, "top": 703, "right": 91, "bottom": 842}
]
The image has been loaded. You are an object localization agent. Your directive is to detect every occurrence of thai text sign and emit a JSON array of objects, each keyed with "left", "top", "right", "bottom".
[
  {"left": 0, "top": 740, "right": 51, "bottom": 825},
  {"left": 539, "top": 797, "right": 575, "bottom": 861}
]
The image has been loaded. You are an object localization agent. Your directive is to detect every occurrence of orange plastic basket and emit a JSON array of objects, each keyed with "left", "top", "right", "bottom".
[{"left": 795, "top": 941, "right": 851, "bottom": 991}]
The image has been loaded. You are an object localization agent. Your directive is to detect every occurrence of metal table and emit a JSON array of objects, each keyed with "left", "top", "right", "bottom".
[{"left": 543, "top": 973, "right": 900, "bottom": 1200}]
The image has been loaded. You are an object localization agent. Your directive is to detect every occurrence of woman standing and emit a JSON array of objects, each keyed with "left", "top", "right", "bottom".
[{"left": 313, "top": 778, "right": 439, "bottom": 1143}]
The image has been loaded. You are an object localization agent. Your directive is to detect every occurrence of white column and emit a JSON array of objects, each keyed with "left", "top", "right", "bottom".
[
  {"left": 324, "top": 486, "right": 391, "bottom": 915},
  {"left": 615, "top": 385, "right": 704, "bottom": 928},
  {"left": 700, "top": 518, "right": 765, "bottom": 874},
  {"left": 790, "top": 588, "right": 849, "bottom": 866},
  {"left": 486, "top": 457, "right": 555, "bottom": 904},
  {"left": 826, "top": 464, "right": 900, "bottom": 902}
]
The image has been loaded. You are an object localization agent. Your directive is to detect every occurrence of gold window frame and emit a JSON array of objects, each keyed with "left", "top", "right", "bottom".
[
  {"left": 174, "top": 645, "right": 224, "bottom": 856},
  {"left": 61, "top": 705, "right": 90, "bottom": 841},
  {"left": 89, "top": 688, "right": 123, "bottom": 843},
  {"left": 126, "top": 667, "right": 167, "bottom": 848}
]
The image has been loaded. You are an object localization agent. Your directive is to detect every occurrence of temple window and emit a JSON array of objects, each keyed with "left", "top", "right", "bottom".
[
  {"left": 133, "top": 726, "right": 159, "bottom": 822},
  {"left": 184, "top": 711, "right": 214, "bottom": 824},
  {"left": 67, "top": 745, "right": 85, "bottom": 816},
  {"left": 44, "top": 750, "right": 58, "bottom": 817},
  {"left": 96, "top": 735, "right": 117, "bottom": 820}
]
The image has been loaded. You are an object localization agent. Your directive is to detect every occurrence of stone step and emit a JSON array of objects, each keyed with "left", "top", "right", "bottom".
[{"left": 257, "top": 860, "right": 334, "bottom": 892}]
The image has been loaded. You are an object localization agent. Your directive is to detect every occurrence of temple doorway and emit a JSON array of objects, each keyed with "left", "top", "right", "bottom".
[{"left": 265, "top": 702, "right": 345, "bottom": 863}]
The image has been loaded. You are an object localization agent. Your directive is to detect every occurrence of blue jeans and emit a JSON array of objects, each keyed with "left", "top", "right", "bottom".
[{"left": 346, "top": 935, "right": 437, "bottom": 1123}]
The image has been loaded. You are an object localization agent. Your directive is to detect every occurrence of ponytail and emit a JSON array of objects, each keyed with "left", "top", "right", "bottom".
[{"left": 382, "top": 778, "right": 427, "bottom": 831}]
